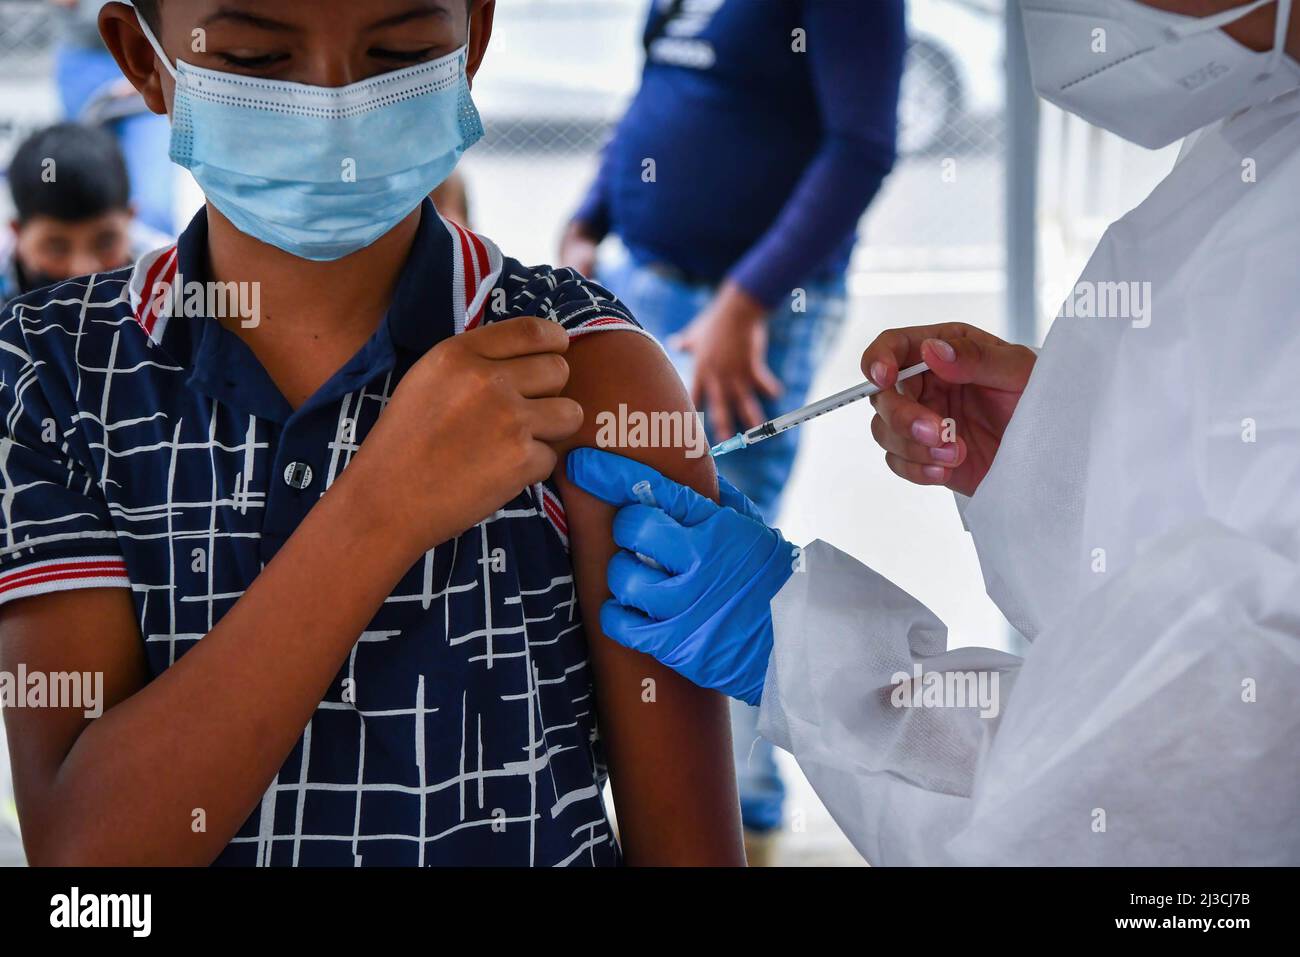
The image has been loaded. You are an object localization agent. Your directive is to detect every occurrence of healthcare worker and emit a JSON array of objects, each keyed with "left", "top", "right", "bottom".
[{"left": 568, "top": 0, "right": 1300, "bottom": 866}]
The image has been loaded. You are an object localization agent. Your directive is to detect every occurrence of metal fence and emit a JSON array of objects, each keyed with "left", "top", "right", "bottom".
[
  {"left": 0, "top": 0, "right": 59, "bottom": 169},
  {"left": 0, "top": 0, "right": 54, "bottom": 67}
]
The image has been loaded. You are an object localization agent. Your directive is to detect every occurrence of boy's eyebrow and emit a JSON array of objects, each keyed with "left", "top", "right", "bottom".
[
  {"left": 200, "top": 8, "right": 298, "bottom": 33},
  {"left": 364, "top": 4, "right": 455, "bottom": 32},
  {"left": 197, "top": 4, "right": 454, "bottom": 35}
]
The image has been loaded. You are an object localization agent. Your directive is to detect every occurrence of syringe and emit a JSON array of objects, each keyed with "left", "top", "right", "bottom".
[{"left": 710, "top": 362, "right": 931, "bottom": 457}]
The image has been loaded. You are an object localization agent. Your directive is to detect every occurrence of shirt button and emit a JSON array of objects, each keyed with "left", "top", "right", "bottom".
[{"left": 283, "top": 462, "right": 314, "bottom": 490}]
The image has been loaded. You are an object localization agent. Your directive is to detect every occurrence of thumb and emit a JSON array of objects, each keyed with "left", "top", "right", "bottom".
[{"left": 922, "top": 337, "right": 1035, "bottom": 393}]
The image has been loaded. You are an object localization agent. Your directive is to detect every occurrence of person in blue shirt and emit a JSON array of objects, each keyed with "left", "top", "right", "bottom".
[
  {"left": 48, "top": 0, "right": 175, "bottom": 235},
  {"left": 561, "top": 0, "right": 905, "bottom": 856},
  {"left": 0, "top": 0, "right": 743, "bottom": 866}
]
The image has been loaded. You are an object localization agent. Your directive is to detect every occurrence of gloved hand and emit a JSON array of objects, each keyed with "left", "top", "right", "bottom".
[{"left": 566, "top": 447, "right": 796, "bottom": 705}]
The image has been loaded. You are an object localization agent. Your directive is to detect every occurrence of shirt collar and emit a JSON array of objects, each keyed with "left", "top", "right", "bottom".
[
  {"left": 124, "top": 200, "right": 489, "bottom": 426},
  {"left": 386, "top": 199, "right": 457, "bottom": 355},
  {"left": 127, "top": 198, "right": 469, "bottom": 359}
]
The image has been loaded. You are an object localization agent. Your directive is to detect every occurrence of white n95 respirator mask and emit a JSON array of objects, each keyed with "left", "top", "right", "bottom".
[
  {"left": 131, "top": 3, "right": 483, "bottom": 261},
  {"left": 1022, "top": 0, "right": 1300, "bottom": 149}
]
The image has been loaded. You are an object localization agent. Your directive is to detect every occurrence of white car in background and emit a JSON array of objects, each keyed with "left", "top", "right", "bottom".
[
  {"left": 470, "top": 0, "right": 648, "bottom": 142},
  {"left": 902, "top": 0, "right": 1006, "bottom": 154}
]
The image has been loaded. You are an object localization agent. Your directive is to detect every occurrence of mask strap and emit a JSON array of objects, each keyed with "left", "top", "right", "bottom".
[
  {"left": 1165, "top": 0, "right": 1293, "bottom": 78},
  {"left": 130, "top": 1, "right": 178, "bottom": 80},
  {"left": 1267, "top": 0, "right": 1294, "bottom": 75},
  {"left": 1166, "top": 0, "right": 1272, "bottom": 36}
]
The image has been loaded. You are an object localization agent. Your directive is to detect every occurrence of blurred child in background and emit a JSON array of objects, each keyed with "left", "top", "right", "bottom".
[{"left": 2, "top": 122, "right": 168, "bottom": 306}]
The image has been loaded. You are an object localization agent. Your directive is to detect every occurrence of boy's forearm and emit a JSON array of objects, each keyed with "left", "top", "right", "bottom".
[
  {"left": 594, "top": 660, "right": 746, "bottom": 866},
  {"left": 568, "top": 498, "right": 745, "bottom": 866},
  {"left": 36, "top": 468, "right": 424, "bottom": 866}
]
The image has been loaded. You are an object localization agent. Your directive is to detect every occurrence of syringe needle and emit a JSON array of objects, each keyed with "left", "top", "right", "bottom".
[{"left": 711, "top": 362, "right": 930, "bottom": 458}]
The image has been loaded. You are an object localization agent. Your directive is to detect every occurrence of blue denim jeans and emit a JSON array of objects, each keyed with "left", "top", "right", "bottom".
[{"left": 598, "top": 255, "right": 846, "bottom": 833}]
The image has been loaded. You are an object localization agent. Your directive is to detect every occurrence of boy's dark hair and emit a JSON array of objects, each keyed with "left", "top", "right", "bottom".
[
  {"left": 8, "top": 123, "right": 132, "bottom": 225},
  {"left": 134, "top": 0, "right": 160, "bottom": 32}
]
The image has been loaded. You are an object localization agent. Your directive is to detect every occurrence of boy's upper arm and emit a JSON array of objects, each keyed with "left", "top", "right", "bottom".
[
  {"left": 552, "top": 329, "right": 745, "bottom": 866},
  {"left": 0, "top": 304, "right": 131, "bottom": 603},
  {"left": 0, "top": 301, "right": 145, "bottom": 843}
]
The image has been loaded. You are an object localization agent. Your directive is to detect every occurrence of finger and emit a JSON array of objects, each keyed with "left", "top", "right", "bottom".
[
  {"left": 870, "top": 413, "right": 965, "bottom": 469},
  {"left": 566, "top": 449, "right": 663, "bottom": 505},
  {"left": 565, "top": 448, "right": 719, "bottom": 525},
  {"left": 607, "top": 549, "right": 696, "bottom": 620},
  {"left": 752, "top": 358, "right": 784, "bottom": 400},
  {"left": 599, "top": 599, "right": 662, "bottom": 655},
  {"left": 894, "top": 372, "right": 928, "bottom": 408},
  {"left": 860, "top": 324, "right": 976, "bottom": 388},
  {"left": 612, "top": 503, "right": 699, "bottom": 571},
  {"left": 884, "top": 451, "right": 951, "bottom": 487},
  {"left": 735, "top": 384, "right": 767, "bottom": 432},
  {"left": 524, "top": 397, "right": 584, "bottom": 442},
  {"left": 465, "top": 315, "right": 570, "bottom": 360},
  {"left": 860, "top": 327, "right": 928, "bottom": 389},
  {"left": 717, "top": 474, "right": 765, "bottom": 523},
  {"left": 493, "top": 353, "right": 570, "bottom": 398},
  {"left": 689, "top": 367, "right": 705, "bottom": 410},
  {"left": 705, "top": 378, "right": 734, "bottom": 442},
  {"left": 871, "top": 388, "right": 948, "bottom": 449},
  {"left": 518, "top": 441, "right": 560, "bottom": 487},
  {"left": 921, "top": 336, "right": 1035, "bottom": 392}
]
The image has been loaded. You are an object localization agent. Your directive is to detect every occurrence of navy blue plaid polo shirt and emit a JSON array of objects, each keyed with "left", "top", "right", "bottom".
[{"left": 0, "top": 200, "right": 653, "bottom": 866}]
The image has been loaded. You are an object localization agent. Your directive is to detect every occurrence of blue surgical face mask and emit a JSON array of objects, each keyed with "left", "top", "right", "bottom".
[{"left": 133, "top": 5, "right": 483, "bottom": 260}]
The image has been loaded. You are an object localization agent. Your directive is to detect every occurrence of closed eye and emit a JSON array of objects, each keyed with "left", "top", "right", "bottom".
[
  {"left": 217, "top": 51, "right": 290, "bottom": 70},
  {"left": 370, "top": 46, "right": 441, "bottom": 64}
]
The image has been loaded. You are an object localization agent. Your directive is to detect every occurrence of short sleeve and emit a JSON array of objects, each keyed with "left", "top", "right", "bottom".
[
  {"left": 0, "top": 307, "right": 128, "bottom": 607},
  {"left": 494, "top": 262, "right": 663, "bottom": 347}
]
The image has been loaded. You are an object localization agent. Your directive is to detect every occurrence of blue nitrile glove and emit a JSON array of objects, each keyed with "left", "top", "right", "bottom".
[{"left": 566, "top": 447, "right": 796, "bottom": 705}]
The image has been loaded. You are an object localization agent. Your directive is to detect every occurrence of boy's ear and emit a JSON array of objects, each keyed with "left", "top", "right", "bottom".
[
  {"left": 9, "top": 219, "right": 19, "bottom": 239},
  {"left": 466, "top": 0, "right": 496, "bottom": 87},
  {"left": 98, "top": 2, "right": 171, "bottom": 117}
]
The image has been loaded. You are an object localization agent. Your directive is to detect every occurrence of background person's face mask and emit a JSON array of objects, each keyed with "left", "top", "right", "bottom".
[
  {"left": 134, "top": 6, "right": 483, "bottom": 261},
  {"left": 1023, "top": 0, "right": 1299, "bottom": 149}
]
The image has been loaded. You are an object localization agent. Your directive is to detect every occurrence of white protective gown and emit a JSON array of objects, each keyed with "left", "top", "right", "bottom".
[{"left": 758, "top": 90, "right": 1300, "bottom": 866}]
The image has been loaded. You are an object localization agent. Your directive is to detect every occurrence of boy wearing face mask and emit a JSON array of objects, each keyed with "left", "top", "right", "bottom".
[
  {"left": 0, "top": 0, "right": 743, "bottom": 866},
  {"left": 1, "top": 122, "right": 167, "bottom": 308}
]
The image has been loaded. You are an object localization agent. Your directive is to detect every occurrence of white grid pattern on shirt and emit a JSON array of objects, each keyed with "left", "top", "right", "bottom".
[{"left": 0, "top": 248, "right": 642, "bottom": 865}]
